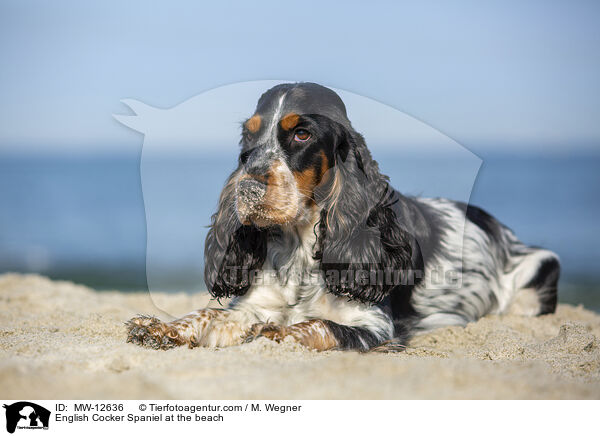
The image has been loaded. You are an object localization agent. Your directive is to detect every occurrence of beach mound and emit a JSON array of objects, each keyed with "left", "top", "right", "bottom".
[{"left": 1, "top": 273, "right": 599, "bottom": 399}]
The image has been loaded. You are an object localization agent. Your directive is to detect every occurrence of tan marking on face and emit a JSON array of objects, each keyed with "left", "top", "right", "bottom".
[
  {"left": 245, "top": 114, "right": 262, "bottom": 133},
  {"left": 293, "top": 167, "right": 316, "bottom": 202},
  {"left": 292, "top": 151, "right": 332, "bottom": 206},
  {"left": 280, "top": 112, "right": 300, "bottom": 131}
]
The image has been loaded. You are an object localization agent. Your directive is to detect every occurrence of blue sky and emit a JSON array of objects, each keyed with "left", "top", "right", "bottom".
[{"left": 1, "top": 0, "right": 599, "bottom": 153}]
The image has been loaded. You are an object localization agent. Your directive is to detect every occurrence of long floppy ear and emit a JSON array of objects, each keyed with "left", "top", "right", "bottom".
[
  {"left": 204, "top": 171, "right": 267, "bottom": 298},
  {"left": 315, "top": 126, "right": 422, "bottom": 303}
]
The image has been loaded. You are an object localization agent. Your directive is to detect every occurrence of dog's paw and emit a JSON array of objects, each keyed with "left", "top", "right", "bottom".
[
  {"left": 243, "top": 322, "right": 287, "bottom": 344},
  {"left": 125, "top": 315, "right": 183, "bottom": 350}
]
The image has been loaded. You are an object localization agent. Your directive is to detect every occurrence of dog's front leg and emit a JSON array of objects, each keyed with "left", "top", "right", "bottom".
[
  {"left": 244, "top": 319, "right": 402, "bottom": 352},
  {"left": 126, "top": 308, "right": 229, "bottom": 349},
  {"left": 126, "top": 307, "right": 262, "bottom": 349}
]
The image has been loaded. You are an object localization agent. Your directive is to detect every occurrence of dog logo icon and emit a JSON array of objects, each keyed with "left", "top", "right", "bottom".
[{"left": 2, "top": 402, "right": 50, "bottom": 433}]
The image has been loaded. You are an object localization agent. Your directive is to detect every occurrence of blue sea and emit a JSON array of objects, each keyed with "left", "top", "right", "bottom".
[{"left": 1, "top": 150, "right": 599, "bottom": 311}]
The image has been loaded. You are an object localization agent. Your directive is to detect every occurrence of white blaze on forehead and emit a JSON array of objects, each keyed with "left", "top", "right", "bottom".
[
  {"left": 260, "top": 93, "right": 287, "bottom": 152},
  {"left": 269, "top": 93, "right": 287, "bottom": 133}
]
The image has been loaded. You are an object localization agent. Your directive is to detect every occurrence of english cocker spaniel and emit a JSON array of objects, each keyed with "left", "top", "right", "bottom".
[{"left": 126, "top": 82, "right": 560, "bottom": 352}]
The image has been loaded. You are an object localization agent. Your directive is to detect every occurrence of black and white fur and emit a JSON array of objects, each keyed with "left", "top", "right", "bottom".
[{"left": 126, "top": 82, "right": 560, "bottom": 352}]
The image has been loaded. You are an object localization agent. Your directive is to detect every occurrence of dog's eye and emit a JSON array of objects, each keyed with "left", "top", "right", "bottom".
[{"left": 294, "top": 129, "right": 311, "bottom": 142}]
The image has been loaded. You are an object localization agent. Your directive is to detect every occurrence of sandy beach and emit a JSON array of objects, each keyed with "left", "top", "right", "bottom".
[{"left": 0, "top": 273, "right": 599, "bottom": 399}]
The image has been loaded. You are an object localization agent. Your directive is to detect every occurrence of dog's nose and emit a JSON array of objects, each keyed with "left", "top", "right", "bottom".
[{"left": 238, "top": 178, "right": 267, "bottom": 202}]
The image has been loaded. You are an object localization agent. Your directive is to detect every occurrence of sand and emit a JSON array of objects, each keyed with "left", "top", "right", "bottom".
[{"left": 1, "top": 273, "right": 599, "bottom": 399}]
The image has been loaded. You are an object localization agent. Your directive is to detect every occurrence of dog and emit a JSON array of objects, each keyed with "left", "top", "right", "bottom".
[{"left": 126, "top": 82, "right": 560, "bottom": 352}]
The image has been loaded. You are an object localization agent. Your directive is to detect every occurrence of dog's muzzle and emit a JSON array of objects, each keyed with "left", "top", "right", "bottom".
[{"left": 235, "top": 158, "right": 300, "bottom": 226}]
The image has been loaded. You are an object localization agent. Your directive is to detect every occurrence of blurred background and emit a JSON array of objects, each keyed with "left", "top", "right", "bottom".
[{"left": 1, "top": 1, "right": 599, "bottom": 311}]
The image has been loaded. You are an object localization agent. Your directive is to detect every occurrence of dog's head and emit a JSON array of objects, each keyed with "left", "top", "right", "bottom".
[
  {"left": 234, "top": 82, "right": 350, "bottom": 227},
  {"left": 205, "top": 83, "right": 418, "bottom": 301}
]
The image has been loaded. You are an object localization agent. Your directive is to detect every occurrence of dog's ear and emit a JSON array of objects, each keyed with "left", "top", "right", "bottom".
[
  {"left": 315, "top": 126, "right": 421, "bottom": 303},
  {"left": 204, "top": 172, "right": 267, "bottom": 298}
]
